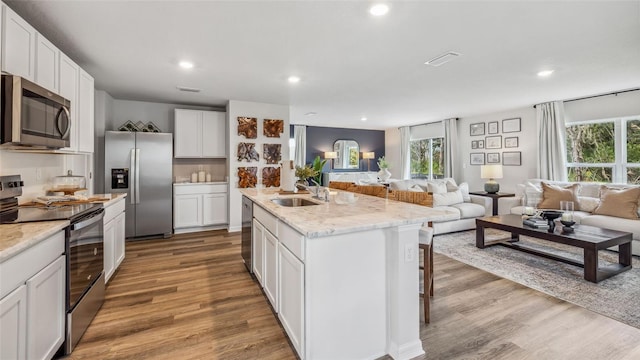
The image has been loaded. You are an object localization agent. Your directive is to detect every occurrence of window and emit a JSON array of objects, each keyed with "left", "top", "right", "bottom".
[
  {"left": 410, "top": 137, "right": 444, "bottom": 179},
  {"left": 566, "top": 116, "right": 640, "bottom": 184}
]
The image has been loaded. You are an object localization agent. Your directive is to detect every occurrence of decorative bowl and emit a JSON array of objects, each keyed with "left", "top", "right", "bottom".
[{"left": 541, "top": 210, "right": 563, "bottom": 221}]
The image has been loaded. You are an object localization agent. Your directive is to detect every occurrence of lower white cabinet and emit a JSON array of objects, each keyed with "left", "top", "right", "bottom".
[
  {"left": 104, "top": 197, "right": 126, "bottom": 283},
  {"left": 263, "top": 229, "right": 278, "bottom": 309},
  {"left": 278, "top": 243, "right": 304, "bottom": 357},
  {"left": 0, "top": 285, "right": 27, "bottom": 360},
  {"left": 174, "top": 184, "right": 228, "bottom": 233},
  {"left": 252, "top": 219, "right": 265, "bottom": 285}
]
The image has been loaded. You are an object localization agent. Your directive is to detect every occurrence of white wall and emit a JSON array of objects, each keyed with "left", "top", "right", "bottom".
[
  {"left": 565, "top": 90, "right": 640, "bottom": 123},
  {"left": 227, "top": 100, "right": 290, "bottom": 232},
  {"left": 94, "top": 90, "right": 114, "bottom": 192}
]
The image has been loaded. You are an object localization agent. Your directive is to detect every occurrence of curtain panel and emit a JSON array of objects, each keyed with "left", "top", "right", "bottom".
[
  {"left": 443, "top": 118, "right": 458, "bottom": 180},
  {"left": 399, "top": 126, "right": 411, "bottom": 180},
  {"left": 536, "top": 101, "right": 568, "bottom": 181},
  {"left": 293, "top": 125, "right": 306, "bottom": 168}
]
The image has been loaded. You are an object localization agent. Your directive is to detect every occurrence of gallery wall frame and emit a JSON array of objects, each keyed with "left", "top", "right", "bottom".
[
  {"left": 485, "top": 135, "right": 502, "bottom": 149},
  {"left": 470, "top": 152, "right": 485, "bottom": 165},
  {"left": 470, "top": 122, "right": 485, "bottom": 136},
  {"left": 488, "top": 121, "right": 499, "bottom": 134},
  {"left": 504, "top": 136, "right": 519, "bottom": 148},
  {"left": 503, "top": 151, "right": 522, "bottom": 166},
  {"left": 471, "top": 140, "right": 478, "bottom": 149},
  {"left": 487, "top": 153, "right": 500, "bottom": 164},
  {"left": 502, "top": 118, "right": 521, "bottom": 133}
]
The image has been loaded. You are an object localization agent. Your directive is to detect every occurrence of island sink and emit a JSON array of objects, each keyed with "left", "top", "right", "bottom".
[{"left": 271, "top": 198, "right": 320, "bottom": 207}]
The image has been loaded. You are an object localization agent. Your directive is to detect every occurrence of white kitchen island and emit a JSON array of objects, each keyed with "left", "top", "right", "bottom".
[{"left": 240, "top": 188, "right": 457, "bottom": 360}]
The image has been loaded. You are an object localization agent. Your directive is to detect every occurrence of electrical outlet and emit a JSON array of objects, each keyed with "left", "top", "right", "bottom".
[{"left": 404, "top": 243, "right": 414, "bottom": 262}]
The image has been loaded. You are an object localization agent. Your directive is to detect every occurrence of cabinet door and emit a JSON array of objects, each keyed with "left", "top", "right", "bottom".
[
  {"left": 0, "top": 285, "right": 27, "bottom": 360},
  {"left": 34, "top": 33, "right": 59, "bottom": 93},
  {"left": 202, "top": 193, "right": 228, "bottom": 226},
  {"left": 114, "top": 212, "right": 126, "bottom": 269},
  {"left": 58, "top": 53, "right": 79, "bottom": 152},
  {"left": 26, "top": 256, "right": 65, "bottom": 360},
  {"left": 1, "top": 5, "right": 36, "bottom": 81},
  {"left": 174, "top": 194, "right": 202, "bottom": 228},
  {"left": 77, "top": 68, "right": 94, "bottom": 153},
  {"left": 174, "top": 109, "right": 202, "bottom": 157},
  {"left": 263, "top": 230, "right": 278, "bottom": 310},
  {"left": 202, "top": 111, "right": 226, "bottom": 158},
  {"left": 103, "top": 218, "right": 115, "bottom": 283},
  {"left": 252, "top": 219, "right": 265, "bottom": 285},
  {"left": 278, "top": 243, "right": 304, "bottom": 357}
]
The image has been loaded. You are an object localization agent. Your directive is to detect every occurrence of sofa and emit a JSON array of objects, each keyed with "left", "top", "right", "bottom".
[
  {"left": 498, "top": 179, "right": 640, "bottom": 256},
  {"left": 387, "top": 178, "right": 492, "bottom": 235}
]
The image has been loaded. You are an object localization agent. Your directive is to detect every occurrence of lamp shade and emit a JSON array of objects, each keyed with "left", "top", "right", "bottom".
[
  {"left": 362, "top": 151, "right": 375, "bottom": 159},
  {"left": 324, "top": 151, "right": 338, "bottom": 159},
  {"left": 480, "top": 164, "right": 503, "bottom": 179}
]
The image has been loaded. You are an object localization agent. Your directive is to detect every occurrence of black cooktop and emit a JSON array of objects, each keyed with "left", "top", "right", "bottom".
[{"left": 0, "top": 203, "right": 102, "bottom": 224}]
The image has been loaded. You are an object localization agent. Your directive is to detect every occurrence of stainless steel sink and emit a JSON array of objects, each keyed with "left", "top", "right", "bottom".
[{"left": 271, "top": 198, "right": 320, "bottom": 207}]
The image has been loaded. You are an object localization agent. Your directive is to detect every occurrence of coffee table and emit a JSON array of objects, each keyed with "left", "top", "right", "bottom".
[{"left": 476, "top": 215, "right": 632, "bottom": 283}]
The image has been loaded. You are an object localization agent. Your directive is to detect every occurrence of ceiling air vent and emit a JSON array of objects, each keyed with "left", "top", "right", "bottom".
[
  {"left": 176, "top": 86, "right": 201, "bottom": 93},
  {"left": 424, "top": 52, "right": 461, "bottom": 67}
]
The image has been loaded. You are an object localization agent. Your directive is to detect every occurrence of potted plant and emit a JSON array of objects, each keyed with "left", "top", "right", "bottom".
[
  {"left": 377, "top": 156, "right": 391, "bottom": 181},
  {"left": 295, "top": 165, "right": 318, "bottom": 186},
  {"left": 311, "top": 155, "right": 327, "bottom": 185}
]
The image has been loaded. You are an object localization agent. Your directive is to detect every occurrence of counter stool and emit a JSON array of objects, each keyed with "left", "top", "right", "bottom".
[{"left": 419, "top": 226, "right": 434, "bottom": 323}]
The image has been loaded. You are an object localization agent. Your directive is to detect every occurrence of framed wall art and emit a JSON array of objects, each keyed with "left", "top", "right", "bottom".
[
  {"left": 503, "top": 151, "right": 522, "bottom": 166},
  {"left": 502, "top": 118, "right": 521, "bottom": 133},
  {"left": 471, "top": 140, "right": 478, "bottom": 149},
  {"left": 470, "top": 152, "right": 485, "bottom": 165},
  {"left": 485, "top": 135, "right": 502, "bottom": 149},
  {"left": 487, "top": 153, "right": 500, "bottom": 164},
  {"left": 470, "top": 123, "right": 485, "bottom": 136},
  {"left": 505, "top": 136, "right": 519, "bottom": 148},
  {"left": 488, "top": 121, "right": 499, "bottom": 134}
]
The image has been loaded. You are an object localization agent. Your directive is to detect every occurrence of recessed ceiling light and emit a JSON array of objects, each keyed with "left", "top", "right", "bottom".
[
  {"left": 179, "top": 61, "right": 194, "bottom": 69},
  {"left": 537, "top": 70, "right": 554, "bottom": 77},
  {"left": 369, "top": 4, "right": 389, "bottom": 16},
  {"left": 305, "top": 112, "right": 317, "bottom": 116},
  {"left": 424, "top": 52, "right": 461, "bottom": 67},
  {"left": 361, "top": 117, "right": 368, "bottom": 122},
  {"left": 288, "top": 76, "right": 301, "bottom": 83}
]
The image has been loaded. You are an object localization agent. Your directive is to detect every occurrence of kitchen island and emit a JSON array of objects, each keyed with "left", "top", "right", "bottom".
[{"left": 240, "top": 188, "right": 457, "bottom": 360}]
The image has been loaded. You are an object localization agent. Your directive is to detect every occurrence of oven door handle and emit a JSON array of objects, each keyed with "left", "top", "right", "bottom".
[{"left": 71, "top": 210, "right": 104, "bottom": 231}]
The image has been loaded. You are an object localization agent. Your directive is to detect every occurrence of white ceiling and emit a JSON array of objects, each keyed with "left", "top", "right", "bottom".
[{"left": 6, "top": 0, "right": 640, "bottom": 130}]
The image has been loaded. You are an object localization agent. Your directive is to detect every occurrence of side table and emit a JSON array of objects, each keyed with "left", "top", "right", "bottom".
[{"left": 469, "top": 191, "right": 515, "bottom": 216}]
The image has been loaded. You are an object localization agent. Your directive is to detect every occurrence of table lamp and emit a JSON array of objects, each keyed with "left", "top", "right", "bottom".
[
  {"left": 324, "top": 151, "right": 338, "bottom": 169},
  {"left": 362, "top": 152, "right": 375, "bottom": 171},
  {"left": 481, "top": 164, "right": 503, "bottom": 194}
]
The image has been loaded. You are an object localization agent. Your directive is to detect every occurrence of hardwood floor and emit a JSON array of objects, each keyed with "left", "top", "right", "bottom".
[{"left": 64, "top": 231, "right": 640, "bottom": 359}]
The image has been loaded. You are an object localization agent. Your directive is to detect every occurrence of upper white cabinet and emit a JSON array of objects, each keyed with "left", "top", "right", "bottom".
[
  {"left": 175, "top": 109, "right": 226, "bottom": 158},
  {"left": 77, "top": 68, "right": 94, "bottom": 153},
  {"left": 1, "top": 4, "right": 36, "bottom": 81},
  {"left": 35, "top": 33, "right": 59, "bottom": 93},
  {"left": 58, "top": 53, "right": 79, "bottom": 152}
]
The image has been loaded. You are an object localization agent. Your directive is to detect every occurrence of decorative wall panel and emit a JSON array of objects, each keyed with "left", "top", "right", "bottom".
[
  {"left": 238, "top": 167, "right": 257, "bottom": 188},
  {"left": 263, "top": 119, "right": 284, "bottom": 138},
  {"left": 262, "top": 167, "right": 280, "bottom": 188},
  {"left": 263, "top": 144, "right": 282, "bottom": 164},
  {"left": 237, "top": 142, "right": 259, "bottom": 162},
  {"left": 237, "top": 117, "right": 257, "bottom": 138}
]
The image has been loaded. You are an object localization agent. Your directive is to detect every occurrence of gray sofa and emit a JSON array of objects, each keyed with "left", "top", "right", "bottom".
[
  {"left": 498, "top": 179, "right": 640, "bottom": 256},
  {"left": 389, "top": 178, "right": 491, "bottom": 235}
]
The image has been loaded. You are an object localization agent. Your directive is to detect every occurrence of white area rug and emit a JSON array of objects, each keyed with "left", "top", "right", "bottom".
[{"left": 434, "top": 229, "right": 640, "bottom": 329}]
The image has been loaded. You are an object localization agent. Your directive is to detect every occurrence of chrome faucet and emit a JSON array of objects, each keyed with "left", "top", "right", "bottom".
[{"left": 301, "top": 179, "right": 329, "bottom": 202}]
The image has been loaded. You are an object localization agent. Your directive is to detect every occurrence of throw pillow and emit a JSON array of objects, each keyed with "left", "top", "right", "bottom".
[
  {"left": 577, "top": 196, "right": 600, "bottom": 213},
  {"left": 427, "top": 182, "right": 447, "bottom": 194},
  {"left": 433, "top": 189, "right": 464, "bottom": 207},
  {"left": 408, "top": 184, "right": 424, "bottom": 192},
  {"left": 537, "top": 182, "right": 580, "bottom": 210},
  {"left": 458, "top": 182, "right": 471, "bottom": 202},
  {"left": 524, "top": 182, "right": 542, "bottom": 207},
  {"left": 593, "top": 186, "right": 640, "bottom": 220}
]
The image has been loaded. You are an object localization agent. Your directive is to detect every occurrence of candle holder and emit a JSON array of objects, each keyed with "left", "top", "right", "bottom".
[{"left": 560, "top": 220, "right": 576, "bottom": 232}]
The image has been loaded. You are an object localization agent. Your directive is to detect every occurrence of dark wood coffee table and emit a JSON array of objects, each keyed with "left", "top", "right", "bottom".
[{"left": 476, "top": 215, "right": 632, "bottom": 283}]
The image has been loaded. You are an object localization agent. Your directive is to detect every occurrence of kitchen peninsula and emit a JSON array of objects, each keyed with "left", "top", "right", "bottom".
[{"left": 241, "top": 188, "right": 457, "bottom": 360}]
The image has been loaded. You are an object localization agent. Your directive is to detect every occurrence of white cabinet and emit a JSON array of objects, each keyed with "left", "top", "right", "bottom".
[
  {"left": 104, "top": 197, "right": 126, "bottom": 283},
  {"left": 174, "top": 109, "right": 226, "bottom": 158},
  {"left": 0, "top": 285, "right": 27, "bottom": 360},
  {"left": 35, "top": 33, "right": 59, "bottom": 93},
  {"left": 1, "top": 4, "right": 36, "bottom": 81},
  {"left": 0, "top": 230, "right": 65, "bottom": 360},
  {"left": 263, "top": 230, "right": 278, "bottom": 309},
  {"left": 252, "top": 219, "right": 265, "bottom": 285},
  {"left": 278, "top": 243, "right": 305, "bottom": 357},
  {"left": 26, "top": 256, "right": 65, "bottom": 360},
  {"left": 174, "top": 184, "right": 228, "bottom": 233},
  {"left": 58, "top": 53, "right": 79, "bottom": 152},
  {"left": 77, "top": 68, "right": 94, "bottom": 153}
]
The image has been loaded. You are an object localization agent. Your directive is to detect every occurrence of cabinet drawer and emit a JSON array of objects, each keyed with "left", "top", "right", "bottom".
[
  {"left": 279, "top": 222, "right": 305, "bottom": 261},
  {"left": 254, "top": 205, "right": 278, "bottom": 236},
  {"left": 174, "top": 184, "right": 228, "bottom": 195},
  {"left": 104, "top": 198, "right": 125, "bottom": 223},
  {"left": 0, "top": 231, "right": 65, "bottom": 299}
]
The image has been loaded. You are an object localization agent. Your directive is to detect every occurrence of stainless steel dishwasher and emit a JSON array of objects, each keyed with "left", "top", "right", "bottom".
[{"left": 241, "top": 195, "right": 253, "bottom": 274}]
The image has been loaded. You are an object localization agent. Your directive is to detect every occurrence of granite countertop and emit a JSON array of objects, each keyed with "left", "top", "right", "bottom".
[
  {"left": 240, "top": 188, "right": 458, "bottom": 238},
  {"left": 0, "top": 220, "right": 69, "bottom": 262},
  {"left": 92, "top": 193, "right": 127, "bottom": 207}
]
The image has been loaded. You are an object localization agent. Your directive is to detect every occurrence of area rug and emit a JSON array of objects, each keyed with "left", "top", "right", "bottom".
[{"left": 433, "top": 229, "right": 640, "bottom": 329}]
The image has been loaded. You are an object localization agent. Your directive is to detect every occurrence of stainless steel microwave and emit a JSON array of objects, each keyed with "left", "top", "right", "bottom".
[{"left": 1, "top": 74, "right": 71, "bottom": 149}]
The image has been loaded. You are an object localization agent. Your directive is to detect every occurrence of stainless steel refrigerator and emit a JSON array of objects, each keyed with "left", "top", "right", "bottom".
[{"left": 104, "top": 131, "right": 173, "bottom": 238}]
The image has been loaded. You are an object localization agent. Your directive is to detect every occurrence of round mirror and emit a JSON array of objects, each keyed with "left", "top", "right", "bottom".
[{"left": 333, "top": 140, "right": 360, "bottom": 169}]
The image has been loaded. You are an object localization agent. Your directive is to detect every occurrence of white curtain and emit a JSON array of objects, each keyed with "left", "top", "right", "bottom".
[
  {"left": 536, "top": 101, "right": 568, "bottom": 181},
  {"left": 293, "top": 125, "right": 306, "bottom": 168},
  {"left": 399, "top": 126, "right": 411, "bottom": 179},
  {"left": 443, "top": 118, "right": 458, "bottom": 180}
]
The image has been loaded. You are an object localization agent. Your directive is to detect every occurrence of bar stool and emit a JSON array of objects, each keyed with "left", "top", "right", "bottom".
[{"left": 419, "top": 226, "right": 434, "bottom": 323}]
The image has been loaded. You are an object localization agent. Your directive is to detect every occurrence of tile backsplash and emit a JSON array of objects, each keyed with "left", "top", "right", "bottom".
[{"left": 173, "top": 158, "right": 227, "bottom": 183}]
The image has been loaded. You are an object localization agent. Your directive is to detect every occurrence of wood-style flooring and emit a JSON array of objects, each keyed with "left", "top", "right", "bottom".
[{"left": 64, "top": 231, "right": 640, "bottom": 360}]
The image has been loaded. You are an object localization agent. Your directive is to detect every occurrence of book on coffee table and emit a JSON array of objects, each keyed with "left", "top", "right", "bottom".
[{"left": 523, "top": 218, "right": 549, "bottom": 229}]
